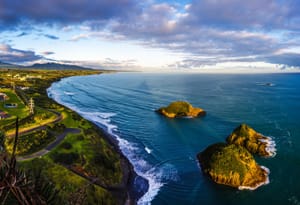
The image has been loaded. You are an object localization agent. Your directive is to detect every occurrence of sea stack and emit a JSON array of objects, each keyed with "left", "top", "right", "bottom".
[
  {"left": 156, "top": 101, "right": 206, "bottom": 118},
  {"left": 226, "top": 124, "right": 276, "bottom": 157},
  {"left": 197, "top": 143, "right": 269, "bottom": 190}
]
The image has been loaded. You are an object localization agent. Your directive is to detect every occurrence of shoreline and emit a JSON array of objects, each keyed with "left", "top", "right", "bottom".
[
  {"left": 88, "top": 121, "right": 149, "bottom": 204},
  {"left": 47, "top": 73, "right": 149, "bottom": 205},
  {"left": 238, "top": 166, "right": 270, "bottom": 190}
]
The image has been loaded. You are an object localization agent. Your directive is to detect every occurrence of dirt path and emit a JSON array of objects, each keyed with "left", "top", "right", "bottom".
[{"left": 17, "top": 128, "right": 81, "bottom": 161}]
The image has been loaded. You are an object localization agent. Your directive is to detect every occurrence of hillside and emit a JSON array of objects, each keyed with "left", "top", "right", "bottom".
[{"left": 28, "top": 62, "right": 93, "bottom": 70}]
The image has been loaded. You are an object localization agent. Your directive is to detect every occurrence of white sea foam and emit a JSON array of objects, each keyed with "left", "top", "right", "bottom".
[
  {"left": 48, "top": 82, "right": 176, "bottom": 205},
  {"left": 238, "top": 166, "right": 270, "bottom": 190},
  {"left": 47, "top": 85, "right": 62, "bottom": 102},
  {"left": 145, "top": 146, "right": 152, "bottom": 154},
  {"left": 64, "top": 91, "right": 75, "bottom": 96},
  {"left": 78, "top": 111, "right": 117, "bottom": 133},
  {"left": 259, "top": 136, "right": 277, "bottom": 157},
  {"left": 114, "top": 133, "right": 167, "bottom": 205}
]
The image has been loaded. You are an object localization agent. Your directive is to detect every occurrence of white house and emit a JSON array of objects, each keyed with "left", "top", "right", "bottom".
[{"left": 0, "top": 93, "right": 8, "bottom": 101}]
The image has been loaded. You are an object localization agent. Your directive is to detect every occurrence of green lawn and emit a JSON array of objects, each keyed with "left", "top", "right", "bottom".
[{"left": 0, "top": 88, "right": 29, "bottom": 119}]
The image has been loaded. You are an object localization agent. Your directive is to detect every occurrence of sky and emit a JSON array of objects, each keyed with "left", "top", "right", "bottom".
[{"left": 1, "top": 0, "right": 300, "bottom": 72}]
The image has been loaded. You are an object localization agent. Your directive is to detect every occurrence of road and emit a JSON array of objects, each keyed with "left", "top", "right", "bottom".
[
  {"left": 6, "top": 109, "right": 63, "bottom": 138},
  {"left": 17, "top": 128, "right": 81, "bottom": 161}
]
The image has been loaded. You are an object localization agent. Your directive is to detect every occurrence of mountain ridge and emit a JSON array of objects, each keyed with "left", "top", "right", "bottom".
[{"left": 0, "top": 61, "right": 94, "bottom": 70}]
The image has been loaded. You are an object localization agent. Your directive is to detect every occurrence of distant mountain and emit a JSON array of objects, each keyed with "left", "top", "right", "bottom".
[
  {"left": 0, "top": 61, "right": 21, "bottom": 69},
  {"left": 28, "top": 63, "right": 93, "bottom": 70},
  {"left": 0, "top": 61, "right": 94, "bottom": 70}
]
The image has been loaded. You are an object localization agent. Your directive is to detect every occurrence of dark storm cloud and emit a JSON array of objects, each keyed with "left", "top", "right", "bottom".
[
  {"left": 0, "top": 0, "right": 139, "bottom": 28},
  {"left": 0, "top": 44, "right": 42, "bottom": 63},
  {"left": 185, "top": 0, "right": 300, "bottom": 30}
]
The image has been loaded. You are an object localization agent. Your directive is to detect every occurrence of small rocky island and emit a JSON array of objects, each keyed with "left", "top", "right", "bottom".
[
  {"left": 226, "top": 124, "right": 276, "bottom": 157},
  {"left": 197, "top": 124, "right": 276, "bottom": 190},
  {"left": 197, "top": 143, "right": 269, "bottom": 190},
  {"left": 156, "top": 101, "right": 206, "bottom": 118}
]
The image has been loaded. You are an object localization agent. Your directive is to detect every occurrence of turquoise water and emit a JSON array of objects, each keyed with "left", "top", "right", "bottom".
[{"left": 48, "top": 73, "right": 300, "bottom": 205}]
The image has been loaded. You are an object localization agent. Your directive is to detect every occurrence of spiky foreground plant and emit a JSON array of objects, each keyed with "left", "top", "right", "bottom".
[{"left": 0, "top": 119, "right": 59, "bottom": 205}]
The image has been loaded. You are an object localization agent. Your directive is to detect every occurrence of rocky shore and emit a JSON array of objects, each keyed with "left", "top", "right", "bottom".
[{"left": 89, "top": 122, "right": 149, "bottom": 204}]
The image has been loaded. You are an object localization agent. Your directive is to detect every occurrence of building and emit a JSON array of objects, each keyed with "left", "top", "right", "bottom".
[
  {"left": 0, "top": 110, "right": 9, "bottom": 119},
  {"left": 0, "top": 93, "right": 8, "bottom": 101}
]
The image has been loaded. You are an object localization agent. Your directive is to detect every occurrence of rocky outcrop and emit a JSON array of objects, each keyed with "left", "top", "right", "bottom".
[
  {"left": 197, "top": 143, "right": 269, "bottom": 189},
  {"left": 226, "top": 124, "right": 276, "bottom": 157},
  {"left": 156, "top": 101, "right": 206, "bottom": 118}
]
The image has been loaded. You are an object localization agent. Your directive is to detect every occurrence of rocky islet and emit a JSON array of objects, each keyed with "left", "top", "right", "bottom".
[{"left": 197, "top": 124, "right": 276, "bottom": 190}]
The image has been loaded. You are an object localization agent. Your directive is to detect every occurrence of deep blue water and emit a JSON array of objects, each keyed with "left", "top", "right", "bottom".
[{"left": 48, "top": 72, "right": 300, "bottom": 205}]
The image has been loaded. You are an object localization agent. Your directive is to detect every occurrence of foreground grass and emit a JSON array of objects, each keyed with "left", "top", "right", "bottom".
[{"left": 21, "top": 158, "right": 116, "bottom": 205}]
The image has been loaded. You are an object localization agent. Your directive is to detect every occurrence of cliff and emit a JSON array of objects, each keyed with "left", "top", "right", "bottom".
[
  {"left": 226, "top": 124, "right": 276, "bottom": 157},
  {"left": 156, "top": 101, "right": 206, "bottom": 118},
  {"left": 197, "top": 143, "right": 269, "bottom": 189}
]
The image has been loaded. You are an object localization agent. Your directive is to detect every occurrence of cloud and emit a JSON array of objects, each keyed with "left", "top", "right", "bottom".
[
  {"left": 70, "top": 33, "right": 89, "bottom": 42},
  {"left": 0, "top": 44, "right": 43, "bottom": 63},
  {"left": 1, "top": 0, "right": 300, "bottom": 70},
  {"left": 185, "top": 0, "right": 298, "bottom": 30},
  {"left": 16, "top": 32, "right": 28, "bottom": 37},
  {"left": 0, "top": 0, "right": 139, "bottom": 29},
  {"left": 264, "top": 53, "right": 300, "bottom": 67},
  {"left": 43, "top": 34, "right": 59, "bottom": 40},
  {"left": 41, "top": 51, "right": 55, "bottom": 55},
  {"left": 104, "top": 1, "right": 300, "bottom": 68},
  {"left": 58, "top": 58, "right": 140, "bottom": 70}
]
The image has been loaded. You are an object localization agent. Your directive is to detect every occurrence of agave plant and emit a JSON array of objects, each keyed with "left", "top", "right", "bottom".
[{"left": 0, "top": 118, "right": 59, "bottom": 205}]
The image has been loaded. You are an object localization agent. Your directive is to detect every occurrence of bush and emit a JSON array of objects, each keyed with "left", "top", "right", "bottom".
[
  {"left": 51, "top": 152, "right": 79, "bottom": 165},
  {"left": 60, "top": 142, "right": 72, "bottom": 150}
]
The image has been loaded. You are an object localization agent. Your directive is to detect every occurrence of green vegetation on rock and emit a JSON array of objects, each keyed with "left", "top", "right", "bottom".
[
  {"left": 156, "top": 101, "right": 206, "bottom": 118},
  {"left": 197, "top": 123, "right": 275, "bottom": 190},
  {"left": 226, "top": 124, "right": 275, "bottom": 157},
  {"left": 197, "top": 143, "right": 268, "bottom": 189}
]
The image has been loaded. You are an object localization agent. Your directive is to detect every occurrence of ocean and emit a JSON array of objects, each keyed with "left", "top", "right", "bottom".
[{"left": 47, "top": 72, "right": 300, "bottom": 205}]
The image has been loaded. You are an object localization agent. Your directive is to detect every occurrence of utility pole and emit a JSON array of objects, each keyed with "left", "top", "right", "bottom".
[
  {"left": 11, "top": 82, "right": 15, "bottom": 91},
  {"left": 29, "top": 98, "right": 35, "bottom": 115}
]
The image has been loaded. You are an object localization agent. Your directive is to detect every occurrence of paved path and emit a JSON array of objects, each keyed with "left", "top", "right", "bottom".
[
  {"left": 17, "top": 128, "right": 81, "bottom": 161},
  {"left": 6, "top": 109, "right": 63, "bottom": 138}
]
